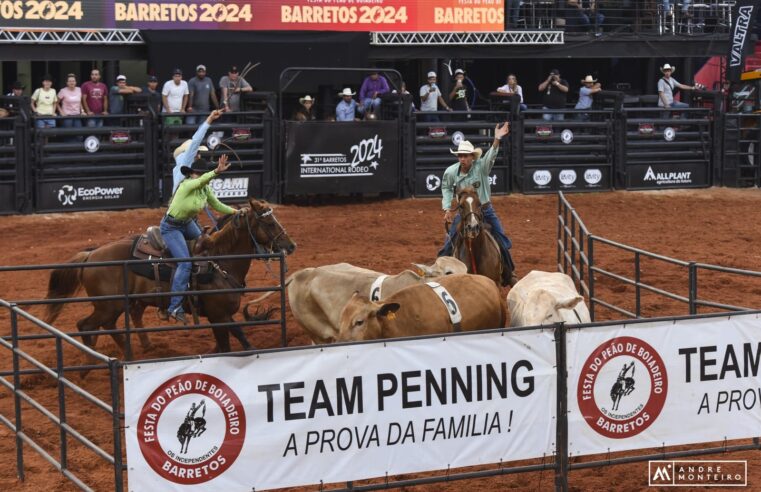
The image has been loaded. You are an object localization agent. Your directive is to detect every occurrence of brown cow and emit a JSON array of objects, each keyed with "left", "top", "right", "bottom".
[{"left": 336, "top": 274, "right": 506, "bottom": 341}]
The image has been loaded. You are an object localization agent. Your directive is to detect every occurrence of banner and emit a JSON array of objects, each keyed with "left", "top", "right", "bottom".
[
  {"left": 567, "top": 313, "right": 761, "bottom": 456},
  {"left": 727, "top": 0, "right": 760, "bottom": 82},
  {"left": 626, "top": 163, "right": 708, "bottom": 189},
  {"left": 284, "top": 120, "right": 399, "bottom": 195},
  {"left": 36, "top": 178, "right": 145, "bottom": 212},
  {"left": 522, "top": 166, "right": 610, "bottom": 193},
  {"left": 124, "top": 330, "right": 556, "bottom": 491},
  {"left": 0, "top": 0, "right": 505, "bottom": 31},
  {"left": 415, "top": 167, "right": 508, "bottom": 196}
]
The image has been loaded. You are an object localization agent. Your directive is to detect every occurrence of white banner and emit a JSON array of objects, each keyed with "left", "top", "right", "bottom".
[
  {"left": 567, "top": 313, "right": 761, "bottom": 457},
  {"left": 124, "top": 329, "right": 556, "bottom": 491}
]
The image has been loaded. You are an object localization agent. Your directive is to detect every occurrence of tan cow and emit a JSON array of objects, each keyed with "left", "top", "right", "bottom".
[
  {"left": 244, "top": 257, "right": 467, "bottom": 344},
  {"left": 507, "top": 270, "right": 591, "bottom": 327},
  {"left": 336, "top": 274, "right": 506, "bottom": 341}
]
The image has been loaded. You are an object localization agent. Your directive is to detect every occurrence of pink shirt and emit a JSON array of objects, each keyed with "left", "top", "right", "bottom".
[
  {"left": 58, "top": 87, "right": 82, "bottom": 116},
  {"left": 81, "top": 81, "right": 107, "bottom": 114}
]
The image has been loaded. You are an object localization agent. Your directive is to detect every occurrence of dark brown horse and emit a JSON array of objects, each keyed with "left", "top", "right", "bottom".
[
  {"left": 43, "top": 198, "right": 296, "bottom": 354},
  {"left": 451, "top": 186, "right": 508, "bottom": 286}
]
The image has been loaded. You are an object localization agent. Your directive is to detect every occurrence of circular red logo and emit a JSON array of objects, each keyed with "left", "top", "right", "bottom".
[
  {"left": 137, "top": 373, "right": 246, "bottom": 484},
  {"left": 577, "top": 336, "right": 668, "bottom": 439}
]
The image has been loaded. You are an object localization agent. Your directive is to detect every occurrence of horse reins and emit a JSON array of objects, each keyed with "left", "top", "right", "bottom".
[{"left": 459, "top": 204, "right": 482, "bottom": 275}]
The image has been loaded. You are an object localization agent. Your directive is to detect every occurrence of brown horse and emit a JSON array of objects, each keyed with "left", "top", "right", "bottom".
[
  {"left": 43, "top": 198, "right": 296, "bottom": 355},
  {"left": 451, "top": 186, "right": 509, "bottom": 286}
]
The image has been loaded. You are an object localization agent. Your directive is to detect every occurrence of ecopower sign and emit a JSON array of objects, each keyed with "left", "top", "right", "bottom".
[
  {"left": 37, "top": 178, "right": 144, "bottom": 212},
  {"left": 124, "top": 330, "right": 557, "bottom": 490}
]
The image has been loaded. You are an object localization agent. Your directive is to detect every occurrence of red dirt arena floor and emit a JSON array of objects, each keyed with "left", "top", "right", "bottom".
[{"left": 1, "top": 188, "right": 761, "bottom": 491}]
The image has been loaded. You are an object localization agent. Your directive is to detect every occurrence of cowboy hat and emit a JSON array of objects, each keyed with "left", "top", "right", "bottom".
[
  {"left": 173, "top": 139, "right": 209, "bottom": 160},
  {"left": 660, "top": 63, "right": 676, "bottom": 73},
  {"left": 338, "top": 88, "right": 356, "bottom": 96},
  {"left": 581, "top": 75, "right": 597, "bottom": 83},
  {"left": 180, "top": 158, "right": 213, "bottom": 176},
  {"left": 450, "top": 140, "right": 483, "bottom": 159},
  {"left": 299, "top": 95, "right": 315, "bottom": 104}
]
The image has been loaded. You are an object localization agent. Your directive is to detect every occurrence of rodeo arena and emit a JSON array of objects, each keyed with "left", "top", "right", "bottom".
[{"left": 6, "top": 1, "right": 761, "bottom": 491}]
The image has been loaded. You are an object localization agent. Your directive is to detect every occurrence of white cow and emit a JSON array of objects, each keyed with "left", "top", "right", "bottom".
[
  {"left": 507, "top": 270, "right": 591, "bottom": 327},
  {"left": 244, "top": 257, "right": 467, "bottom": 344}
]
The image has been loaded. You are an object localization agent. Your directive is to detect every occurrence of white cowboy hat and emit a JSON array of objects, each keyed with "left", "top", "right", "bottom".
[
  {"left": 299, "top": 95, "right": 315, "bottom": 104},
  {"left": 450, "top": 140, "right": 483, "bottom": 159},
  {"left": 581, "top": 75, "right": 597, "bottom": 83},
  {"left": 173, "top": 139, "right": 209, "bottom": 160},
  {"left": 338, "top": 88, "right": 356, "bottom": 96},
  {"left": 660, "top": 64, "right": 676, "bottom": 73}
]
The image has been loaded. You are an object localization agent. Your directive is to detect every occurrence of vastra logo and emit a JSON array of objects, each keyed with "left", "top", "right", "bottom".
[
  {"left": 57, "top": 184, "right": 77, "bottom": 206},
  {"left": 532, "top": 170, "right": 552, "bottom": 186},
  {"left": 211, "top": 177, "right": 249, "bottom": 198},
  {"left": 584, "top": 169, "right": 603, "bottom": 185},
  {"left": 559, "top": 169, "right": 577, "bottom": 186},
  {"left": 577, "top": 336, "right": 667, "bottom": 439},
  {"left": 425, "top": 174, "right": 441, "bottom": 191},
  {"left": 137, "top": 373, "right": 246, "bottom": 485}
]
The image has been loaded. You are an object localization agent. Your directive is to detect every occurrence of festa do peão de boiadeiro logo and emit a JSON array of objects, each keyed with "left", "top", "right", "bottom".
[
  {"left": 577, "top": 336, "right": 668, "bottom": 439},
  {"left": 137, "top": 373, "right": 246, "bottom": 485}
]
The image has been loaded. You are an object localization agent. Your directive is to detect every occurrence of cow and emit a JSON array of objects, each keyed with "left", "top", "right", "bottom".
[
  {"left": 243, "top": 257, "right": 467, "bottom": 344},
  {"left": 506, "top": 270, "right": 591, "bottom": 327},
  {"left": 336, "top": 273, "right": 506, "bottom": 341}
]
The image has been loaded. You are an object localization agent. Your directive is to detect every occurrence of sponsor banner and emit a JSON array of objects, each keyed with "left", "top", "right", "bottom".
[
  {"left": 285, "top": 121, "right": 399, "bottom": 195},
  {"left": 0, "top": 0, "right": 504, "bottom": 31},
  {"left": 626, "top": 163, "right": 708, "bottom": 189},
  {"left": 727, "top": 0, "right": 760, "bottom": 82},
  {"left": 567, "top": 313, "right": 761, "bottom": 456},
  {"left": 125, "top": 330, "right": 556, "bottom": 490},
  {"left": 37, "top": 178, "right": 144, "bottom": 211},
  {"left": 209, "top": 175, "right": 249, "bottom": 199},
  {"left": 414, "top": 167, "right": 507, "bottom": 196},
  {"left": 0, "top": 183, "right": 15, "bottom": 213},
  {"left": 522, "top": 167, "right": 609, "bottom": 193}
]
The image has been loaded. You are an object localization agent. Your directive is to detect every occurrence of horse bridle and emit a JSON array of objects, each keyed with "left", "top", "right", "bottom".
[
  {"left": 458, "top": 199, "right": 484, "bottom": 239},
  {"left": 243, "top": 207, "right": 288, "bottom": 254}
]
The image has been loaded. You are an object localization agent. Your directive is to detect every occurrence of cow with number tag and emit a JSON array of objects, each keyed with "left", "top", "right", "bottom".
[{"left": 336, "top": 273, "right": 506, "bottom": 341}]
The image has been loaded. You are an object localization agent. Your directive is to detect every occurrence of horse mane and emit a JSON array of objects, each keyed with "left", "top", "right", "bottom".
[{"left": 206, "top": 212, "right": 243, "bottom": 255}]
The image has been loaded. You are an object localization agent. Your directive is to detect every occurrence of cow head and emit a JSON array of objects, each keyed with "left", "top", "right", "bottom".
[
  {"left": 521, "top": 290, "right": 584, "bottom": 326},
  {"left": 337, "top": 292, "right": 401, "bottom": 341},
  {"left": 412, "top": 257, "right": 467, "bottom": 278}
]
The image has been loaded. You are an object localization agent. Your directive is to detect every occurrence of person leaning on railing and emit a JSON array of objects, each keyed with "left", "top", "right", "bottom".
[{"left": 31, "top": 74, "right": 57, "bottom": 129}]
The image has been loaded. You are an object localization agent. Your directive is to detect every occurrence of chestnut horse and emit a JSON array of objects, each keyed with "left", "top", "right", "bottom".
[
  {"left": 43, "top": 198, "right": 296, "bottom": 355},
  {"left": 451, "top": 186, "right": 509, "bottom": 286}
]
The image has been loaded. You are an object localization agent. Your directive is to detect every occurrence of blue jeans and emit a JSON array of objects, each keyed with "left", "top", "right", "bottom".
[
  {"left": 438, "top": 204, "right": 512, "bottom": 259},
  {"left": 661, "top": 101, "right": 690, "bottom": 119},
  {"left": 160, "top": 216, "right": 202, "bottom": 314},
  {"left": 542, "top": 108, "right": 565, "bottom": 121},
  {"left": 362, "top": 97, "right": 381, "bottom": 114},
  {"left": 86, "top": 118, "right": 103, "bottom": 128},
  {"left": 62, "top": 118, "right": 83, "bottom": 142},
  {"left": 662, "top": 0, "right": 691, "bottom": 13},
  {"left": 35, "top": 118, "right": 56, "bottom": 128}
]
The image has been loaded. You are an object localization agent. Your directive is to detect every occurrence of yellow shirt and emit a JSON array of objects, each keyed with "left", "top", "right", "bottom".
[{"left": 32, "top": 87, "right": 57, "bottom": 115}]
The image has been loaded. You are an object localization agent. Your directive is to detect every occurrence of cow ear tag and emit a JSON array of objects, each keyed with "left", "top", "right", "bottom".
[{"left": 387, "top": 312, "right": 397, "bottom": 320}]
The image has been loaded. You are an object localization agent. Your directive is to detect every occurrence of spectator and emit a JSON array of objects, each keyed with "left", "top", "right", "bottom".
[
  {"left": 293, "top": 95, "right": 316, "bottom": 121},
  {"left": 336, "top": 88, "right": 359, "bottom": 122},
  {"left": 81, "top": 68, "right": 108, "bottom": 128},
  {"left": 392, "top": 82, "right": 415, "bottom": 112},
  {"left": 496, "top": 74, "right": 527, "bottom": 111},
  {"left": 538, "top": 68, "right": 569, "bottom": 121},
  {"left": 162, "top": 68, "right": 189, "bottom": 126},
  {"left": 144, "top": 75, "right": 162, "bottom": 114},
  {"left": 449, "top": 68, "right": 472, "bottom": 117},
  {"left": 109, "top": 75, "right": 142, "bottom": 115},
  {"left": 565, "top": 0, "right": 604, "bottom": 34},
  {"left": 187, "top": 64, "right": 219, "bottom": 125},
  {"left": 419, "top": 71, "right": 451, "bottom": 122},
  {"left": 3, "top": 81, "right": 25, "bottom": 116},
  {"left": 57, "top": 74, "right": 83, "bottom": 139},
  {"left": 507, "top": 0, "right": 521, "bottom": 28},
  {"left": 575, "top": 75, "right": 602, "bottom": 120},
  {"left": 31, "top": 74, "right": 57, "bottom": 128},
  {"left": 219, "top": 66, "right": 252, "bottom": 112},
  {"left": 657, "top": 63, "right": 697, "bottom": 118},
  {"left": 662, "top": 0, "right": 692, "bottom": 24},
  {"left": 359, "top": 70, "right": 390, "bottom": 116}
]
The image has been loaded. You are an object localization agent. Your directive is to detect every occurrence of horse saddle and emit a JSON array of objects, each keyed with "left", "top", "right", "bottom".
[{"left": 129, "top": 226, "right": 213, "bottom": 283}]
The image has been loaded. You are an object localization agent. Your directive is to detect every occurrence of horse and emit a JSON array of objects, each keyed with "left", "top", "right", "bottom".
[
  {"left": 43, "top": 198, "right": 296, "bottom": 355},
  {"left": 451, "top": 185, "right": 510, "bottom": 286},
  {"left": 610, "top": 362, "right": 636, "bottom": 411},
  {"left": 177, "top": 401, "right": 207, "bottom": 454}
]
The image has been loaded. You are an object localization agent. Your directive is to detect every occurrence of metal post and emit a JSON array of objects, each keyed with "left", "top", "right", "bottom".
[
  {"left": 280, "top": 252, "right": 287, "bottom": 348},
  {"left": 55, "top": 337, "right": 68, "bottom": 471},
  {"left": 121, "top": 262, "right": 133, "bottom": 361},
  {"left": 110, "top": 360, "right": 124, "bottom": 492},
  {"left": 570, "top": 213, "right": 577, "bottom": 278},
  {"left": 688, "top": 262, "right": 697, "bottom": 315},
  {"left": 10, "top": 305, "right": 24, "bottom": 481},
  {"left": 554, "top": 322, "right": 569, "bottom": 492},
  {"left": 635, "top": 252, "right": 641, "bottom": 318},
  {"left": 557, "top": 193, "right": 562, "bottom": 272},
  {"left": 587, "top": 236, "right": 595, "bottom": 322}
]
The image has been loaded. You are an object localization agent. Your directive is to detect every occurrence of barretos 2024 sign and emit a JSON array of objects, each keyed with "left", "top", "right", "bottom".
[
  {"left": 37, "top": 178, "right": 144, "bottom": 212},
  {"left": 0, "top": 0, "right": 505, "bottom": 31},
  {"left": 523, "top": 167, "right": 610, "bottom": 193},
  {"left": 284, "top": 120, "right": 399, "bottom": 194}
]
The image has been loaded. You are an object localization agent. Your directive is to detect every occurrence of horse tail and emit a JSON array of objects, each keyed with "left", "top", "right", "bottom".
[
  {"left": 44, "top": 251, "right": 90, "bottom": 324},
  {"left": 242, "top": 274, "right": 294, "bottom": 321}
]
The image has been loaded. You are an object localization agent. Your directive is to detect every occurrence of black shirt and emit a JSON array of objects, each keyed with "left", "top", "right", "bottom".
[{"left": 542, "top": 78, "right": 569, "bottom": 109}]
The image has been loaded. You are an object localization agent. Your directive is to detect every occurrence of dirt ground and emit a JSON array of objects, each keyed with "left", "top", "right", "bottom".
[{"left": 1, "top": 188, "right": 761, "bottom": 491}]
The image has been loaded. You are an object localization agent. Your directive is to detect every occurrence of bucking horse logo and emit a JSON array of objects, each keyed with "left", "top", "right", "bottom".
[
  {"left": 177, "top": 400, "right": 208, "bottom": 454},
  {"left": 610, "top": 361, "right": 636, "bottom": 411}
]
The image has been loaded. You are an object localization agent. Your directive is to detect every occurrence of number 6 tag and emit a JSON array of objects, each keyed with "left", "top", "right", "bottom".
[{"left": 426, "top": 282, "right": 463, "bottom": 326}]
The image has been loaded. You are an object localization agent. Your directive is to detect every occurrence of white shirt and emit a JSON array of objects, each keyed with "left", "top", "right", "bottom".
[
  {"left": 657, "top": 76, "right": 680, "bottom": 107},
  {"left": 419, "top": 83, "right": 442, "bottom": 112},
  {"left": 161, "top": 80, "right": 189, "bottom": 113},
  {"left": 496, "top": 84, "right": 524, "bottom": 103}
]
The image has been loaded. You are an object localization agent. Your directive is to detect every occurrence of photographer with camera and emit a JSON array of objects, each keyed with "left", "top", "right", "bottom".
[
  {"left": 419, "top": 71, "right": 451, "bottom": 122},
  {"left": 538, "top": 68, "right": 569, "bottom": 121}
]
